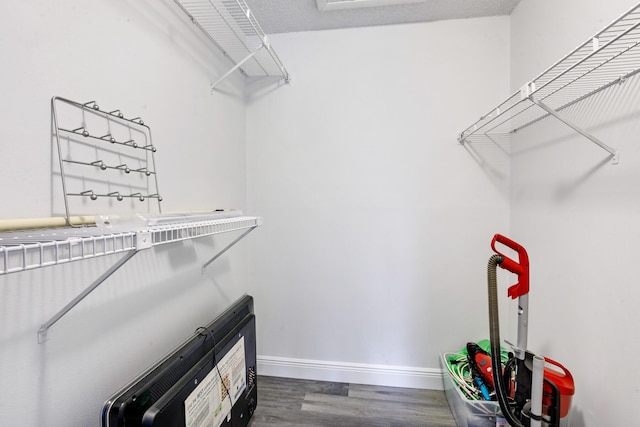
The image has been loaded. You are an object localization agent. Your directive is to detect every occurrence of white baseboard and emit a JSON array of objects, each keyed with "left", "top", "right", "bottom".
[{"left": 257, "top": 355, "right": 445, "bottom": 390}]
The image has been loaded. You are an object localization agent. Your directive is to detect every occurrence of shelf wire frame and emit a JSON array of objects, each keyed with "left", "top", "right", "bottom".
[
  {"left": 173, "top": 0, "right": 290, "bottom": 87},
  {"left": 0, "top": 215, "right": 261, "bottom": 276},
  {"left": 0, "top": 232, "right": 137, "bottom": 275},
  {"left": 459, "top": 4, "right": 640, "bottom": 146},
  {"left": 0, "top": 214, "right": 262, "bottom": 342}
]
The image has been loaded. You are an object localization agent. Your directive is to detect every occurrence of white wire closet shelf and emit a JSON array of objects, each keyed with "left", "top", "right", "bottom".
[
  {"left": 173, "top": 0, "right": 291, "bottom": 89},
  {"left": 0, "top": 212, "right": 262, "bottom": 343},
  {"left": 0, "top": 213, "right": 260, "bottom": 275},
  {"left": 458, "top": 3, "right": 640, "bottom": 164}
]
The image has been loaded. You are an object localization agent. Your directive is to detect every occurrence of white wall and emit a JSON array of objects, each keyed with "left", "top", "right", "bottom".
[
  {"left": 6, "top": 1, "right": 635, "bottom": 425},
  {"left": 510, "top": 1, "right": 640, "bottom": 426},
  {"left": 0, "top": 1, "right": 250, "bottom": 426},
  {"left": 246, "top": 17, "right": 511, "bottom": 388}
]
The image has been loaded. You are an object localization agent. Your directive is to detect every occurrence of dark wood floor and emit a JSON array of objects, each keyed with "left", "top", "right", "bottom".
[{"left": 248, "top": 376, "right": 457, "bottom": 427}]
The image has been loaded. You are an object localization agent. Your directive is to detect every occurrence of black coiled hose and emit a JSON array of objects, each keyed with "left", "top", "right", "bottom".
[{"left": 488, "top": 254, "right": 524, "bottom": 427}]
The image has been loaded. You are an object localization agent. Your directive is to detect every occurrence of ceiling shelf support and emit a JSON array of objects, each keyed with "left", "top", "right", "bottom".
[
  {"left": 37, "top": 249, "right": 141, "bottom": 343},
  {"left": 528, "top": 95, "right": 619, "bottom": 164}
]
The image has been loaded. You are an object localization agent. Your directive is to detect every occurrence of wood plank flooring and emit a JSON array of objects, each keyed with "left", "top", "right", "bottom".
[{"left": 248, "top": 376, "right": 457, "bottom": 427}]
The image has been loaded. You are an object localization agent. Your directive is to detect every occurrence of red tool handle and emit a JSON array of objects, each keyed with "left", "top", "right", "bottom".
[{"left": 491, "top": 234, "right": 530, "bottom": 299}]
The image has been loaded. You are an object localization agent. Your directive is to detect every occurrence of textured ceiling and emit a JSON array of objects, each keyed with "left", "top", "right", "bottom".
[{"left": 244, "top": 0, "right": 522, "bottom": 34}]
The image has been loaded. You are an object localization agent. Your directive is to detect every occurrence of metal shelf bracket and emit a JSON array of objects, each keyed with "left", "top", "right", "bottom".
[
  {"left": 201, "top": 226, "right": 257, "bottom": 273},
  {"left": 37, "top": 248, "right": 142, "bottom": 343},
  {"left": 211, "top": 45, "right": 266, "bottom": 91},
  {"left": 529, "top": 95, "right": 619, "bottom": 164}
]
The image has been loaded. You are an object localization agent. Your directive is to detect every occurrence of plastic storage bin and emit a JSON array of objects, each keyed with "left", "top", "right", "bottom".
[{"left": 441, "top": 353, "right": 504, "bottom": 427}]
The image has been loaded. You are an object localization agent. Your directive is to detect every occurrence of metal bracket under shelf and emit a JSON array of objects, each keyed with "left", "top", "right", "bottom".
[
  {"left": 211, "top": 44, "right": 265, "bottom": 91},
  {"left": 37, "top": 248, "right": 141, "bottom": 343},
  {"left": 201, "top": 226, "right": 256, "bottom": 273},
  {"left": 210, "top": 40, "right": 292, "bottom": 91},
  {"left": 528, "top": 95, "right": 619, "bottom": 164}
]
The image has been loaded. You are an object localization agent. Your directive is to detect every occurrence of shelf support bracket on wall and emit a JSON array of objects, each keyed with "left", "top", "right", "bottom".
[
  {"left": 201, "top": 226, "right": 257, "bottom": 273},
  {"left": 528, "top": 95, "right": 619, "bottom": 165},
  {"left": 211, "top": 44, "right": 265, "bottom": 92},
  {"left": 37, "top": 249, "right": 141, "bottom": 343}
]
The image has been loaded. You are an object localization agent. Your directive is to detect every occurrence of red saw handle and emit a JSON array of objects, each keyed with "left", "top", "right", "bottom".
[{"left": 491, "top": 234, "right": 530, "bottom": 299}]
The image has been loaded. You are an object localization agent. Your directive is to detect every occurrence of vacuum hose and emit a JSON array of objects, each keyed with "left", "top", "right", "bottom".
[{"left": 488, "top": 254, "right": 524, "bottom": 427}]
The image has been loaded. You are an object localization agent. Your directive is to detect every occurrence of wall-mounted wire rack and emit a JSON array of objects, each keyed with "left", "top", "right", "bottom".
[
  {"left": 173, "top": 0, "right": 291, "bottom": 90},
  {"left": 458, "top": 3, "right": 640, "bottom": 164},
  {"left": 52, "top": 96, "right": 162, "bottom": 224},
  {"left": 0, "top": 212, "right": 262, "bottom": 343}
]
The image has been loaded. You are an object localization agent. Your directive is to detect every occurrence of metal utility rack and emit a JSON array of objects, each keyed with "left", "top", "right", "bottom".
[
  {"left": 173, "top": 0, "right": 291, "bottom": 90},
  {"left": 1, "top": 97, "right": 262, "bottom": 343},
  {"left": 458, "top": 3, "right": 640, "bottom": 165},
  {"left": 52, "top": 96, "right": 162, "bottom": 223}
]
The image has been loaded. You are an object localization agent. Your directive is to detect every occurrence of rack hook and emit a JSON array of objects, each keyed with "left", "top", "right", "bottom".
[
  {"left": 116, "top": 164, "right": 131, "bottom": 174},
  {"left": 130, "top": 192, "right": 145, "bottom": 202},
  {"left": 108, "top": 191, "right": 124, "bottom": 201},
  {"left": 131, "top": 117, "right": 145, "bottom": 125},
  {"left": 109, "top": 109, "right": 124, "bottom": 118},
  {"left": 91, "top": 160, "right": 108, "bottom": 170},
  {"left": 72, "top": 127, "right": 90, "bottom": 137},
  {"left": 100, "top": 133, "right": 116, "bottom": 143},
  {"left": 135, "top": 167, "right": 152, "bottom": 176},
  {"left": 81, "top": 190, "right": 98, "bottom": 201},
  {"left": 83, "top": 101, "right": 100, "bottom": 110},
  {"left": 124, "top": 139, "right": 139, "bottom": 148}
]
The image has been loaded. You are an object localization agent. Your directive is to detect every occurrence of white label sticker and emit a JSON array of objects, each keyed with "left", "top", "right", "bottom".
[{"left": 184, "top": 337, "right": 247, "bottom": 427}]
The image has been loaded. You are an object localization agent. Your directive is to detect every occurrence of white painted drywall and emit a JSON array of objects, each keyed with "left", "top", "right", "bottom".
[
  {"left": 510, "top": 1, "right": 640, "bottom": 426},
  {"left": 6, "top": 0, "right": 636, "bottom": 424},
  {"left": 246, "top": 17, "right": 512, "bottom": 388},
  {"left": 0, "top": 1, "right": 250, "bottom": 426}
]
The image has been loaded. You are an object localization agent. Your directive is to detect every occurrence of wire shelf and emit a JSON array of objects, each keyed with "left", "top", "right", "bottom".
[
  {"left": 174, "top": 0, "right": 290, "bottom": 87},
  {"left": 0, "top": 214, "right": 261, "bottom": 275},
  {"left": 150, "top": 216, "right": 261, "bottom": 245},
  {"left": 0, "top": 232, "right": 136, "bottom": 275},
  {"left": 459, "top": 3, "right": 640, "bottom": 153}
]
